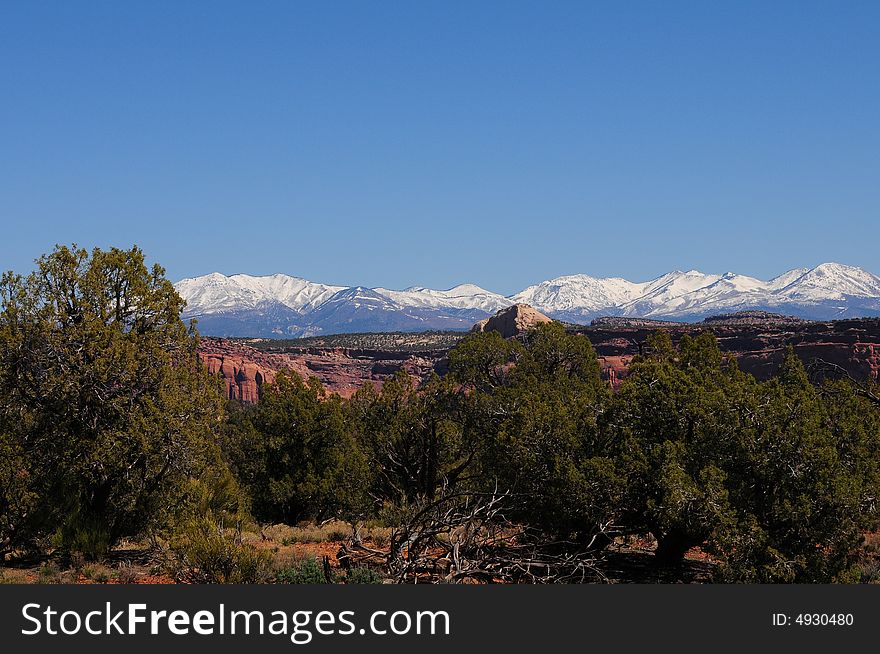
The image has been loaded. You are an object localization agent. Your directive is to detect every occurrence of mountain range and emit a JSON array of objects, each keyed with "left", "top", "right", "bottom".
[{"left": 175, "top": 263, "right": 880, "bottom": 338}]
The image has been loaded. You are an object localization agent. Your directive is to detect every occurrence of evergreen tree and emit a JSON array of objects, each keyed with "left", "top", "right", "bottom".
[
  {"left": 240, "top": 370, "right": 369, "bottom": 523},
  {"left": 0, "top": 245, "right": 224, "bottom": 559}
]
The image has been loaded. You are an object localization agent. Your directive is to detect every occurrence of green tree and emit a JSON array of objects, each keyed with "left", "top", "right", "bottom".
[
  {"left": 238, "top": 370, "right": 369, "bottom": 524},
  {"left": 0, "top": 245, "right": 224, "bottom": 559},
  {"left": 607, "top": 331, "right": 743, "bottom": 565},
  {"left": 446, "top": 329, "right": 522, "bottom": 392},
  {"left": 347, "top": 371, "right": 472, "bottom": 508},
  {"left": 450, "top": 322, "right": 621, "bottom": 546},
  {"left": 715, "top": 348, "right": 879, "bottom": 582}
]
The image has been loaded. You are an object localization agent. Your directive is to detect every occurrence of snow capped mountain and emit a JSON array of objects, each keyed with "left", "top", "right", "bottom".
[
  {"left": 619, "top": 270, "right": 724, "bottom": 317},
  {"left": 375, "top": 283, "right": 511, "bottom": 312},
  {"left": 175, "top": 273, "right": 343, "bottom": 315},
  {"left": 176, "top": 274, "right": 512, "bottom": 337},
  {"left": 507, "top": 264, "right": 880, "bottom": 322},
  {"left": 511, "top": 274, "right": 643, "bottom": 320},
  {"left": 174, "top": 263, "right": 880, "bottom": 337},
  {"left": 767, "top": 267, "right": 810, "bottom": 291},
  {"left": 774, "top": 263, "right": 880, "bottom": 301}
]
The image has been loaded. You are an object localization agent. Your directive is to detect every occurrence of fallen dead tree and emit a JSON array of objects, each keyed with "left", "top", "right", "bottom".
[{"left": 339, "top": 486, "right": 609, "bottom": 584}]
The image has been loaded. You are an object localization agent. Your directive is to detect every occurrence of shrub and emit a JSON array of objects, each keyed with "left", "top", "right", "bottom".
[
  {"left": 261, "top": 524, "right": 296, "bottom": 544},
  {"left": 275, "top": 558, "right": 332, "bottom": 584},
  {"left": 346, "top": 566, "right": 382, "bottom": 584},
  {"left": 60, "top": 514, "right": 113, "bottom": 562},
  {"left": 0, "top": 245, "right": 225, "bottom": 560},
  {"left": 114, "top": 563, "right": 138, "bottom": 584},
  {"left": 168, "top": 516, "right": 272, "bottom": 584},
  {"left": 36, "top": 564, "right": 61, "bottom": 584},
  {"left": 280, "top": 521, "right": 351, "bottom": 545},
  {"left": 326, "top": 527, "right": 350, "bottom": 542},
  {"left": 82, "top": 564, "right": 112, "bottom": 583},
  {"left": 365, "top": 527, "right": 391, "bottom": 549}
]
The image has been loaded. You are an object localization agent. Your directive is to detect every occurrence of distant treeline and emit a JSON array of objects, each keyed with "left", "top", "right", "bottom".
[
  {"left": 243, "top": 330, "right": 466, "bottom": 353},
  {"left": 2, "top": 246, "right": 880, "bottom": 583}
]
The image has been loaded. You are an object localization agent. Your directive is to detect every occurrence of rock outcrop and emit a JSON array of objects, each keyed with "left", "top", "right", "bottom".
[
  {"left": 472, "top": 304, "right": 553, "bottom": 338},
  {"left": 198, "top": 338, "right": 446, "bottom": 402},
  {"left": 199, "top": 343, "right": 280, "bottom": 403}
]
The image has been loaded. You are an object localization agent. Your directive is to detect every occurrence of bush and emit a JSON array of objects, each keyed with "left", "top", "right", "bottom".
[
  {"left": 326, "top": 527, "right": 349, "bottom": 542},
  {"left": 114, "top": 563, "right": 138, "bottom": 584},
  {"left": 59, "top": 514, "right": 114, "bottom": 562},
  {"left": 36, "top": 564, "right": 61, "bottom": 585},
  {"left": 346, "top": 566, "right": 382, "bottom": 584},
  {"left": 82, "top": 564, "right": 112, "bottom": 583},
  {"left": 278, "top": 521, "right": 351, "bottom": 545},
  {"left": 275, "top": 558, "right": 333, "bottom": 584},
  {"left": 168, "top": 516, "right": 272, "bottom": 584},
  {"left": 364, "top": 526, "right": 391, "bottom": 549}
]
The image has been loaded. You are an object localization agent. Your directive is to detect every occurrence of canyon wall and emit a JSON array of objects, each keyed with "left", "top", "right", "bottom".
[{"left": 198, "top": 338, "right": 445, "bottom": 402}]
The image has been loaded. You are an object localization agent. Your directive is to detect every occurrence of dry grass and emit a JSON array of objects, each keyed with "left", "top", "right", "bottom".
[
  {"left": 0, "top": 568, "right": 31, "bottom": 584},
  {"left": 257, "top": 520, "right": 353, "bottom": 546},
  {"left": 82, "top": 563, "right": 113, "bottom": 583}
]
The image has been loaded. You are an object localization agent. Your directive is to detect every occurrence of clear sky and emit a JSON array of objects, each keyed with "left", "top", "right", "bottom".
[{"left": 1, "top": 1, "right": 878, "bottom": 294}]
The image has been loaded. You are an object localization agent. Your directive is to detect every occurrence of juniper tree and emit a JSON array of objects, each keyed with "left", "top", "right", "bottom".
[{"left": 0, "top": 245, "right": 223, "bottom": 559}]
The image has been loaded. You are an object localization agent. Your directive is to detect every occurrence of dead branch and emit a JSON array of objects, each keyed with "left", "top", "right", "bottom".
[
  {"left": 807, "top": 358, "right": 880, "bottom": 407},
  {"left": 375, "top": 484, "right": 608, "bottom": 584}
]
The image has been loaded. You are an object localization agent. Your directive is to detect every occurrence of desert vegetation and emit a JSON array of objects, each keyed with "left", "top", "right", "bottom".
[{"left": 2, "top": 245, "right": 880, "bottom": 583}]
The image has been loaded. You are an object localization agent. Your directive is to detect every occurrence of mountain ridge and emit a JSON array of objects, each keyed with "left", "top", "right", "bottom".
[{"left": 175, "top": 262, "right": 880, "bottom": 337}]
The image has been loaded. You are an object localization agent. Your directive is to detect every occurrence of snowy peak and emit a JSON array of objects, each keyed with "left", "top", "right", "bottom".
[
  {"left": 635, "top": 270, "right": 723, "bottom": 302},
  {"left": 778, "top": 263, "right": 880, "bottom": 300},
  {"left": 175, "top": 272, "right": 344, "bottom": 315},
  {"left": 375, "top": 283, "right": 511, "bottom": 312},
  {"left": 511, "top": 274, "right": 643, "bottom": 315},
  {"left": 174, "top": 263, "right": 880, "bottom": 337},
  {"left": 322, "top": 286, "right": 403, "bottom": 310}
]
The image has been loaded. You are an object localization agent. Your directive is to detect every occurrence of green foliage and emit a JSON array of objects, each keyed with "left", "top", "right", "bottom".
[
  {"left": 447, "top": 330, "right": 522, "bottom": 391},
  {"left": 82, "top": 564, "right": 112, "bottom": 583},
  {"left": 36, "top": 564, "right": 62, "bottom": 585},
  {"left": 0, "top": 245, "right": 226, "bottom": 559},
  {"left": 608, "top": 331, "right": 743, "bottom": 563},
  {"left": 347, "top": 372, "right": 470, "bottom": 508},
  {"left": 59, "top": 513, "right": 115, "bottom": 562},
  {"left": 275, "top": 558, "right": 332, "bottom": 584},
  {"left": 0, "top": 431, "right": 38, "bottom": 557},
  {"left": 3, "top": 246, "right": 878, "bottom": 584},
  {"left": 450, "top": 323, "right": 620, "bottom": 545},
  {"left": 611, "top": 337, "right": 880, "bottom": 581},
  {"left": 345, "top": 566, "right": 383, "bottom": 584},
  {"left": 712, "top": 350, "right": 877, "bottom": 582},
  {"left": 168, "top": 514, "right": 272, "bottom": 584},
  {"left": 229, "top": 371, "right": 370, "bottom": 524}
]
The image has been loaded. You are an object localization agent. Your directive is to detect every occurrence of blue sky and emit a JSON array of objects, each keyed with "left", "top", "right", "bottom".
[{"left": 1, "top": 1, "right": 878, "bottom": 294}]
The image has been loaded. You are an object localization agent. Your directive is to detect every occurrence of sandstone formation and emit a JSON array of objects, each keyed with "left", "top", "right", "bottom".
[
  {"left": 198, "top": 338, "right": 446, "bottom": 402},
  {"left": 472, "top": 304, "right": 553, "bottom": 338}
]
